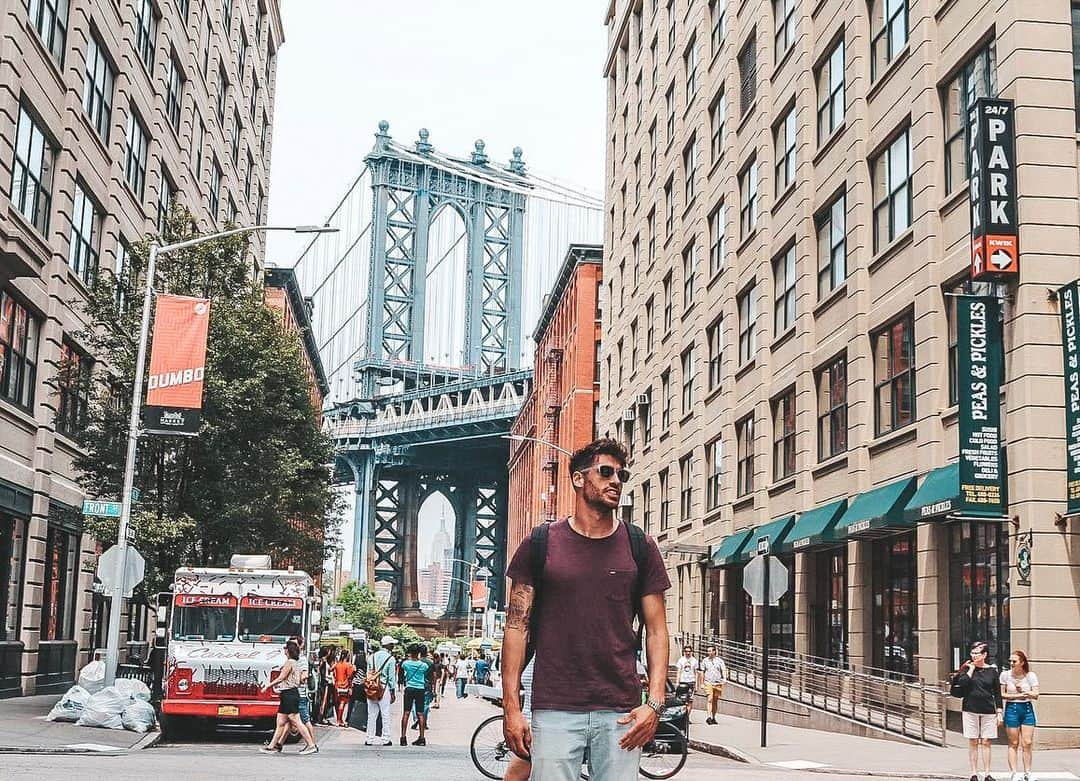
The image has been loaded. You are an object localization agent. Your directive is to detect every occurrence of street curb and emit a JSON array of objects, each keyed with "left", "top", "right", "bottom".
[
  {"left": 688, "top": 738, "right": 755, "bottom": 763},
  {"left": 0, "top": 728, "right": 160, "bottom": 755},
  {"left": 132, "top": 730, "right": 162, "bottom": 751}
]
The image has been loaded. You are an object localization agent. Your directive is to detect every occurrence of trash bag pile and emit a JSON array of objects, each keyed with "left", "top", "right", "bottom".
[{"left": 47, "top": 668, "right": 157, "bottom": 732}]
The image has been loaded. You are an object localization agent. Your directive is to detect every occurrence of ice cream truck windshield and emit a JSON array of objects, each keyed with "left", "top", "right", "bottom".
[
  {"left": 171, "top": 594, "right": 237, "bottom": 641},
  {"left": 237, "top": 596, "right": 304, "bottom": 642}
]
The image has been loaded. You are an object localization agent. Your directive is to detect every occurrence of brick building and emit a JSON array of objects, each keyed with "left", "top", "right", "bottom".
[
  {"left": 601, "top": 0, "right": 1080, "bottom": 745},
  {"left": 264, "top": 266, "right": 330, "bottom": 421},
  {"left": 507, "top": 244, "right": 603, "bottom": 560},
  {"left": 0, "top": 0, "right": 283, "bottom": 696}
]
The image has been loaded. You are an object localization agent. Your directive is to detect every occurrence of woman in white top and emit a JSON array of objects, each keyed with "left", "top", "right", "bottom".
[{"left": 999, "top": 648, "right": 1039, "bottom": 781}]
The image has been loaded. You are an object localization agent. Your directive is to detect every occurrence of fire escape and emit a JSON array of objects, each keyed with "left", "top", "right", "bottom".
[{"left": 540, "top": 347, "right": 563, "bottom": 522}]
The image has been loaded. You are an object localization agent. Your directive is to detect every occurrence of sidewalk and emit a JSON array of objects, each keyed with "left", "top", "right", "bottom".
[
  {"left": 0, "top": 694, "right": 159, "bottom": 753},
  {"left": 690, "top": 704, "right": 1080, "bottom": 779}
]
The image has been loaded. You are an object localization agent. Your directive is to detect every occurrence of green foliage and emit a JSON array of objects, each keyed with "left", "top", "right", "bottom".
[
  {"left": 73, "top": 207, "right": 342, "bottom": 593},
  {"left": 334, "top": 581, "right": 387, "bottom": 637},
  {"left": 383, "top": 623, "right": 424, "bottom": 652}
]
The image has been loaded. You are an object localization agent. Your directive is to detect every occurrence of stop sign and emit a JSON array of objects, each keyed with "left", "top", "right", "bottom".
[
  {"left": 743, "top": 554, "right": 788, "bottom": 606},
  {"left": 97, "top": 545, "right": 146, "bottom": 597}
]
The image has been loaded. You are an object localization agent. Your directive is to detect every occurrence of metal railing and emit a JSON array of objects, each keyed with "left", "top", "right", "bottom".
[{"left": 678, "top": 633, "right": 948, "bottom": 746}]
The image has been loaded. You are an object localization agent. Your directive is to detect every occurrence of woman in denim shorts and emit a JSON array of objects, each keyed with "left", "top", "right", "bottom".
[{"left": 1000, "top": 649, "right": 1039, "bottom": 781}]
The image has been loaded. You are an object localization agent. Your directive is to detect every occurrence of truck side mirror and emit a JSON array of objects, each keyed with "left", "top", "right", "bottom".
[{"left": 311, "top": 609, "right": 322, "bottom": 626}]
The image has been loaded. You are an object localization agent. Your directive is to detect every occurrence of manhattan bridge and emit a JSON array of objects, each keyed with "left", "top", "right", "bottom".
[{"left": 291, "top": 122, "right": 602, "bottom": 629}]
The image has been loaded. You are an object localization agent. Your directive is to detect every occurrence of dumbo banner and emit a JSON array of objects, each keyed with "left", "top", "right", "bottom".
[{"left": 144, "top": 294, "right": 211, "bottom": 436}]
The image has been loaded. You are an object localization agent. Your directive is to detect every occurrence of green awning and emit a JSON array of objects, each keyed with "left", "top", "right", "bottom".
[
  {"left": 834, "top": 476, "right": 918, "bottom": 539},
  {"left": 903, "top": 463, "right": 959, "bottom": 523},
  {"left": 737, "top": 515, "right": 796, "bottom": 561},
  {"left": 787, "top": 499, "right": 848, "bottom": 551},
  {"left": 711, "top": 528, "right": 754, "bottom": 566}
]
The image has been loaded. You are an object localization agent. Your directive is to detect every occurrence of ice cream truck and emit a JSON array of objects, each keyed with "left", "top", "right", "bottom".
[{"left": 156, "top": 555, "right": 320, "bottom": 734}]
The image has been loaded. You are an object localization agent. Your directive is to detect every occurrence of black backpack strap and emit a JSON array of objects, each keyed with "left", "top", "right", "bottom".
[
  {"left": 625, "top": 521, "right": 648, "bottom": 651},
  {"left": 523, "top": 522, "right": 550, "bottom": 667}
]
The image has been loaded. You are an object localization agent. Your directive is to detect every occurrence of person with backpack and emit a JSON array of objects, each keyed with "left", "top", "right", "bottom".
[
  {"left": 501, "top": 438, "right": 671, "bottom": 781},
  {"left": 951, "top": 640, "right": 1003, "bottom": 781},
  {"left": 364, "top": 635, "right": 398, "bottom": 746}
]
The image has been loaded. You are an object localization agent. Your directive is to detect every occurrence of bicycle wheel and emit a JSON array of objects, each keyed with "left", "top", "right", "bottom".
[
  {"left": 638, "top": 723, "right": 688, "bottom": 780},
  {"left": 470, "top": 714, "right": 514, "bottom": 780}
]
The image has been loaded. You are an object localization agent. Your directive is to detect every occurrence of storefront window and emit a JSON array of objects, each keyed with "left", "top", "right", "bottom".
[
  {"left": 949, "top": 521, "right": 1009, "bottom": 669},
  {"left": 812, "top": 548, "right": 847, "bottom": 664},
  {"left": 768, "top": 554, "right": 796, "bottom": 652},
  {"left": 872, "top": 531, "right": 917, "bottom": 676},
  {"left": 41, "top": 525, "right": 79, "bottom": 641},
  {"left": 1, "top": 514, "right": 27, "bottom": 641},
  {"left": 728, "top": 566, "right": 753, "bottom": 645}
]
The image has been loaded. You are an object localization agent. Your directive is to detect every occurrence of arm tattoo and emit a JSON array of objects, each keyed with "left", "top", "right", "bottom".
[{"left": 504, "top": 583, "right": 535, "bottom": 631}]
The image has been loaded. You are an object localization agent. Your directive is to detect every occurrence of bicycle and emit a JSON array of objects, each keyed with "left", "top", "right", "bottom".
[{"left": 469, "top": 691, "right": 689, "bottom": 780}]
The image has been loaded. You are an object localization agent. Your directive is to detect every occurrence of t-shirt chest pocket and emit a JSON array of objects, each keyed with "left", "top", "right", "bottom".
[{"left": 605, "top": 569, "right": 635, "bottom": 602}]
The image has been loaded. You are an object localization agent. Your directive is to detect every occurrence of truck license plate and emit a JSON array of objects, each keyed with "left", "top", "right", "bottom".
[{"left": 217, "top": 705, "right": 239, "bottom": 716}]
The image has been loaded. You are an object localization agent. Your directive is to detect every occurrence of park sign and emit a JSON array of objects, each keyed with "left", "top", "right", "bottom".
[
  {"left": 958, "top": 296, "right": 1006, "bottom": 515},
  {"left": 143, "top": 294, "right": 211, "bottom": 436},
  {"left": 969, "top": 98, "right": 1018, "bottom": 282},
  {"left": 1061, "top": 279, "right": 1080, "bottom": 515}
]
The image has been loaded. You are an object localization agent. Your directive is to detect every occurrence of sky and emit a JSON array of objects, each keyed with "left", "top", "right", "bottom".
[
  {"left": 265, "top": 1, "right": 609, "bottom": 572},
  {"left": 266, "top": 0, "right": 608, "bottom": 266}
]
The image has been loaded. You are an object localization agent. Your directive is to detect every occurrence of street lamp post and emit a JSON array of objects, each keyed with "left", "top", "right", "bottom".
[
  {"left": 102, "top": 224, "right": 337, "bottom": 686},
  {"left": 503, "top": 434, "right": 574, "bottom": 457},
  {"left": 443, "top": 559, "right": 491, "bottom": 638}
]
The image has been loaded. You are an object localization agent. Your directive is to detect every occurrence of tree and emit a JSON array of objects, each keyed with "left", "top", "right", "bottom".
[
  {"left": 74, "top": 208, "right": 341, "bottom": 592},
  {"left": 335, "top": 581, "right": 387, "bottom": 637}
]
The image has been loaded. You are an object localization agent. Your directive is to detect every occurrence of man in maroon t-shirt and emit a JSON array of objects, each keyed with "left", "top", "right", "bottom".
[{"left": 501, "top": 438, "right": 671, "bottom": 781}]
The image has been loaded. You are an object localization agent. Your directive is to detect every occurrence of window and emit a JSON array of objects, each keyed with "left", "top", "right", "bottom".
[
  {"left": 736, "top": 414, "right": 755, "bottom": 496},
  {"left": 647, "top": 209, "right": 656, "bottom": 262},
  {"left": 135, "top": 0, "right": 157, "bottom": 73},
  {"left": 709, "top": 203, "right": 726, "bottom": 275},
  {"left": 817, "top": 38, "right": 845, "bottom": 142},
  {"left": 256, "top": 183, "right": 264, "bottom": 225},
  {"left": 683, "top": 138, "right": 698, "bottom": 202},
  {"left": 773, "top": 244, "right": 796, "bottom": 335},
  {"left": 662, "top": 272, "right": 673, "bottom": 331},
  {"left": 245, "top": 150, "right": 254, "bottom": 200},
  {"left": 738, "top": 283, "right": 757, "bottom": 364},
  {"left": 166, "top": 54, "right": 185, "bottom": 133},
  {"left": 619, "top": 260, "right": 626, "bottom": 311},
  {"left": 706, "top": 316, "right": 723, "bottom": 389},
  {"left": 250, "top": 77, "right": 259, "bottom": 122},
  {"left": 667, "top": 0, "right": 677, "bottom": 52},
  {"left": 873, "top": 313, "right": 915, "bottom": 435},
  {"left": 684, "top": 38, "right": 698, "bottom": 99},
  {"left": 871, "top": 532, "right": 917, "bottom": 676},
  {"left": 1, "top": 513, "right": 28, "bottom": 642},
  {"left": 83, "top": 34, "right": 115, "bottom": 139},
  {"left": 11, "top": 103, "right": 56, "bottom": 234},
  {"left": 650, "top": 37, "right": 658, "bottom": 91},
  {"left": 201, "top": 15, "right": 211, "bottom": 76},
  {"left": 223, "top": 0, "right": 233, "bottom": 31},
  {"left": 114, "top": 240, "right": 132, "bottom": 312},
  {"left": 635, "top": 75, "right": 642, "bottom": 125},
  {"left": 56, "top": 340, "right": 90, "bottom": 437},
  {"left": 739, "top": 159, "right": 759, "bottom": 238},
  {"left": 228, "top": 195, "right": 237, "bottom": 224},
  {"left": 681, "top": 244, "right": 696, "bottom": 308},
  {"left": 231, "top": 108, "right": 242, "bottom": 164},
  {"left": 710, "top": 90, "right": 726, "bottom": 161},
  {"left": 157, "top": 167, "right": 175, "bottom": 235},
  {"left": 646, "top": 297, "right": 655, "bottom": 353},
  {"left": 679, "top": 453, "right": 693, "bottom": 522},
  {"left": 949, "top": 521, "right": 1010, "bottom": 669},
  {"left": 772, "top": 388, "right": 796, "bottom": 480},
  {"left": 630, "top": 319, "right": 639, "bottom": 370},
  {"left": 661, "top": 370, "right": 672, "bottom": 428},
  {"left": 710, "top": 0, "right": 726, "bottom": 53},
  {"left": 774, "top": 104, "right": 796, "bottom": 192},
  {"left": 261, "top": 112, "right": 270, "bottom": 156},
  {"left": 871, "top": 0, "right": 907, "bottom": 81},
  {"left": 41, "top": 522, "right": 79, "bottom": 641},
  {"left": 68, "top": 182, "right": 100, "bottom": 285},
  {"left": 617, "top": 339, "right": 624, "bottom": 385},
  {"left": 641, "top": 481, "right": 652, "bottom": 532},
  {"left": 871, "top": 128, "right": 912, "bottom": 251},
  {"left": 124, "top": 109, "right": 149, "bottom": 199},
  {"left": 192, "top": 116, "right": 205, "bottom": 178},
  {"left": 648, "top": 122, "right": 657, "bottom": 174},
  {"left": 738, "top": 34, "right": 757, "bottom": 116},
  {"left": 943, "top": 40, "right": 996, "bottom": 194},
  {"left": 817, "top": 355, "right": 847, "bottom": 459},
  {"left": 238, "top": 28, "right": 248, "bottom": 74},
  {"left": 216, "top": 65, "right": 228, "bottom": 125},
  {"left": 705, "top": 438, "right": 722, "bottom": 510},
  {"left": 0, "top": 289, "right": 41, "bottom": 409},
  {"left": 816, "top": 191, "right": 846, "bottom": 298},
  {"left": 642, "top": 387, "right": 653, "bottom": 444},
  {"left": 209, "top": 157, "right": 222, "bottom": 218},
  {"left": 813, "top": 549, "right": 847, "bottom": 662},
  {"left": 773, "top": 0, "right": 796, "bottom": 61},
  {"left": 659, "top": 468, "right": 671, "bottom": 530},
  {"left": 665, "top": 84, "right": 676, "bottom": 141},
  {"left": 28, "top": 0, "right": 68, "bottom": 64},
  {"left": 681, "top": 345, "right": 695, "bottom": 413},
  {"left": 664, "top": 178, "right": 675, "bottom": 236}
]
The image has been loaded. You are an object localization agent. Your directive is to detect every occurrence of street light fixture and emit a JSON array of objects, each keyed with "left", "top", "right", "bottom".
[
  {"left": 502, "top": 434, "right": 574, "bottom": 457},
  {"left": 102, "top": 223, "right": 337, "bottom": 686}
]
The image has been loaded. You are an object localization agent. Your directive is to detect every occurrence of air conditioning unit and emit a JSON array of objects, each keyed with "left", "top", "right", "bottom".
[
  {"left": 636, "top": 393, "right": 650, "bottom": 406},
  {"left": 621, "top": 409, "right": 635, "bottom": 421}
]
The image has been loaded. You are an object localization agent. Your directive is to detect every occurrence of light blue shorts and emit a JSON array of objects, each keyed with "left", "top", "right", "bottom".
[{"left": 531, "top": 709, "right": 640, "bottom": 781}]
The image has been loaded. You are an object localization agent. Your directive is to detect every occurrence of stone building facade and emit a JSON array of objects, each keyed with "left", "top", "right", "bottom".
[
  {"left": 0, "top": 0, "right": 283, "bottom": 696},
  {"left": 601, "top": 0, "right": 1080, "bottom": 746}
]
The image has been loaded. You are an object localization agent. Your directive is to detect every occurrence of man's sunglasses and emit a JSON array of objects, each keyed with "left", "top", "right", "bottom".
[{"left": 579, "top": 464, "right": 631, "bottom": 482}]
